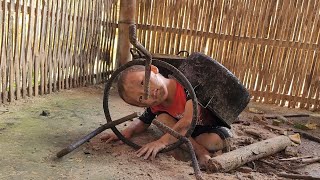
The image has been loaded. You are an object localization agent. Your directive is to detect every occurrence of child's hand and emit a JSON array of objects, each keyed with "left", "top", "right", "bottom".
[
  {"left": 136, "top": 139, "right": 167, "bottom": 160},
  {"left": 100, "top": 132, "right": 120, "bottom": 143},
  {"left": 100, "top": 130, "right": 132, "bottom": 144}
]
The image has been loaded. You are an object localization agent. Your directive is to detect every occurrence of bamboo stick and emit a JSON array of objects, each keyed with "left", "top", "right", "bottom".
[
  {"left": 69, "top": 0, "right": 78, "bottom": 87},
  {"left": 8, "top": 0, "right": 15, "bottom": 102},
  {"left": 26, "top": 0, "right": 36, "bottom": 97},
  {"left": 75, "top": 0, "right": 85, "bottom": 87},
  {"left": 13, "top": 0, "right": 22, "bottom": 100},
  {"left": 1, "top": 0, "right": 8, "bottom": 103},
  {"left": 48, "top": 0, "right": 55, "bottom": 94},
  {"left": 33, "top": 0, "right": 41, "bottom": 97},
  {"left": 52, "top": 1, "right": 61, "bottom": 92},
  {"left": 0, "top": 0, "right": 4, "bottom": 103},
  {"left": 40, "top": 0, "right": 49, "bottom": 95}
]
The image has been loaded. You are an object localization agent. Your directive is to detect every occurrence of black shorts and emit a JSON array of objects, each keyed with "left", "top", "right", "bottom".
[{"left": 191, "top": 125, "right": 232, "bottom": 139}]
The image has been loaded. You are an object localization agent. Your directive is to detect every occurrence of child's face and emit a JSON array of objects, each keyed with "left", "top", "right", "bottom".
[{"left": 122, "top": 70, "right": 168, "bottom": 107}]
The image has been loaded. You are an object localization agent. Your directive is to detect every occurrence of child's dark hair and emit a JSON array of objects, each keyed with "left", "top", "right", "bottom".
[{"left": 117, "top": 65, "right": 145, "bottom": 101}]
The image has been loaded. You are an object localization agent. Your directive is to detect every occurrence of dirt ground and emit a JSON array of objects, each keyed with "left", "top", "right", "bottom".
[{"left": 0, "top": 84, "right": 319, "bottom": 180}]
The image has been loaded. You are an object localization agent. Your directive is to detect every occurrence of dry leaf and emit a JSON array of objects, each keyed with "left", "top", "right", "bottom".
[
  {"left": 289, "top": 133, "right": 301, "bottom": 144},
  {"left": 305, "top": 123, "right": 317, "bottom": 130},
  {"left": 248, "top": 107, "right": 264, "bottom": 114}
]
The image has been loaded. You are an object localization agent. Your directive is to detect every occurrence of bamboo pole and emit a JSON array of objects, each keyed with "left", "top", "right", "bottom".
[
  {"left": 118, "top": 0, "right": 136, "bottom": 66},
  {"left": 1, "top": 0, "right": 8, "bottom": 103},
  {"left": 8, "top": 0, "right": 15, "bottom": 102},
  {"left": 26, "top": 0, "right": 35, "bottom": 97},
  {"left": 33, "top": 0, "right": 41, "bottom": 97},
  {"left": 0, "top": 0, "right": 2, "bottom": 103},
  {"left": 39, "top": 0, "right": 48, "bottom": 95},
  {"left": 69, "top": 0, "right": 77, "bottom": 87},
  {"left": 14, "top": 0, "right": 22, "bottom": 100}
]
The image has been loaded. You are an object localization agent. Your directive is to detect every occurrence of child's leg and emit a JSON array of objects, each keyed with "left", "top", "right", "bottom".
[
  {"left": 155, "top": 113, "right": 212, "bottom": 167},
  {"left": 193, "top": 126, "right": 232, "bottom": 152},
  {"left": 194, "top": 133, "right": 224, "bottom": 152}
]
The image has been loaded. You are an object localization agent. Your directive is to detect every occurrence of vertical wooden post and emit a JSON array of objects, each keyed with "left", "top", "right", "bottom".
[{"left": 117, "top": 0, "right": 136, "bottom": 66}]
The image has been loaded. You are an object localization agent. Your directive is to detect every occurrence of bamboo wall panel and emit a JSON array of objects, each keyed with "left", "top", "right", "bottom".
[
  {"left": 1, "top": 0, "right": 320, "bottom": 111},
  {"left": 0, "top": 0, "right": 118, "bottom": 104},
  {"left": 135, "top": 0, "right": 320, "bottom": 110}
]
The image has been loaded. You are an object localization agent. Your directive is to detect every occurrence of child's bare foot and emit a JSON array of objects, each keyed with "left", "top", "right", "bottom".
[{"left": 197, "top": 154, "right": 211, "bottom": 170}]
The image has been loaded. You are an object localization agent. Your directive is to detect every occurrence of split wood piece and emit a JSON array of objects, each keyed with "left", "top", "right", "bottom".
[
  {"left": 279, "top": 155, "right": 313, "bottom": 161},
  {"left": 277, "top": 173, "right": 320, "bottom": 180},
  {"left": 244, "top": 129, "right": 262, "bottom": 138},
  {"left": 265, "top": 115, "right": 294, "bottom": 125},
  {"left": 301, "top": 156, "right": 320, "bottom": 164},
  {"left": 264, "top": 125, "right": 288, "bottom": 135},
  {"left": 264, "top": 114, "right": 310, "bottom": 119},
  {"left": 252, "top": 115, "right": 268, "bottom": 125},
  {"left": 294, "top": 130, "right": 320, "bottom": 143},
  {"left": 207, "top": 135, "right": 294, "bottom": 172},
  {"left": 259, "top": 159, "right": 299, "bottom": 174}
]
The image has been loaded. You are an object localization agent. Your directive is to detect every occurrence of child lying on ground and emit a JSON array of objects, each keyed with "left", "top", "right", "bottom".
[{"left": 101, "top": 65, "right": 232, "bottom": 168}]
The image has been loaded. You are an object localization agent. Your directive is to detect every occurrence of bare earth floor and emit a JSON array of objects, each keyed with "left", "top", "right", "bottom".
[{"left": 0, "top": 85, "right": 319, "bottom": 180}]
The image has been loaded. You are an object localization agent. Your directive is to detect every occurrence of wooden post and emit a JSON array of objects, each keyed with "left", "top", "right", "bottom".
[{"left": 117, "top": 0, "right": 136, "bottom": 66}]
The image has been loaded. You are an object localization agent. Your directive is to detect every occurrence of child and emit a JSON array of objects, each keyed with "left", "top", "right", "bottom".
[{"left": 101, "top": 64, "right": 232, "bottom": 168}]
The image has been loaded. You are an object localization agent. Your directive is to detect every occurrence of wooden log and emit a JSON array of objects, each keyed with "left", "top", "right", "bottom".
[{"left": 207, "top": 135, "right": 293, "bottom": 172}]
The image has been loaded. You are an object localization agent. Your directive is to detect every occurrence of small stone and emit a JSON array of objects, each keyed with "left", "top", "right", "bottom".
[
  {"left": 242, "top": 121, "right": 251, "bottom": 126},
  {"left": 40, "top": 110, "right": 50, "bottom": 116},
  {"left": 276, "top": 115, "right": 292, "bottom": 125},
  {"left": 252, "top": 115, "right": 261, "bottom": 122},
  {"left": 272, "top": 119, "right": 282, "bottom": 126},
  {"left": 237, "top": 166, "right": 253, "bottom": 173},
  {"left": 112, "top": 152, "right": 121, "bottom": 157},
  {"left": 84, "top": 151, "right": 91, "bottom": 155},
  {"left": 285, "top": 146, "right": 299, "bottom": 156},
  {"left": 92, "top": 146, "right": 101, "bottom": 151},
  {"left": 248, "top": 107, "right": 264, "bottom": 114},
  {"left": 253, "top": 115, "right": 268, "bottom": 125}
]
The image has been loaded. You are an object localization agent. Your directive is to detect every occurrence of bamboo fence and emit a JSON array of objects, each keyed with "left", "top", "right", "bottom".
[
  {"left": 1, "top": 0, "right": 320, "bottom": 111},
  {"left": 0, "top": 0, "right": 118, "bottom": 104},
  {"left": 135, "top": 0, "right": 320, "bottom": 110}
]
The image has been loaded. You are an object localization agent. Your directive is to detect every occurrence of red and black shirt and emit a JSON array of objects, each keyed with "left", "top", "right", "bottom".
[{"left": 138, "top": 80, "right": 220, "bottom": 126}]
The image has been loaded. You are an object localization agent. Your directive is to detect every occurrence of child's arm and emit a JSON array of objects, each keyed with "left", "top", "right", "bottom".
[
  {"left": 158, "top": 99, "right": 194, "bottom": 142},
  {"left": 101, "top": 118, "right": 150, "bottom": 143}
]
